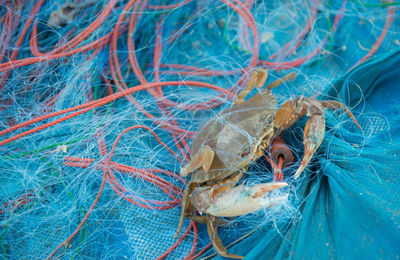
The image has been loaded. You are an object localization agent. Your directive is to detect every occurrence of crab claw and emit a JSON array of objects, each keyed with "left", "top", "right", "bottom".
[
  {"left": 191, "top": 182, "right": 288, "bottom": 217},
  {"left": 294, "top": 142, "right": 317, "bottom": 179},
  {"left": 294, "top": 114, "right": 325, "bottom": 179}
]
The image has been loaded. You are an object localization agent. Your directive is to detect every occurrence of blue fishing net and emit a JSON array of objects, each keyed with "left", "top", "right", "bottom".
[{"left": 0, "top": 1, "right": 399, "bottom": 259}]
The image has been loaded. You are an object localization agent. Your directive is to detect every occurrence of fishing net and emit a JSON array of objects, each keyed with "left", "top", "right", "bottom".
[{"left": 0, "top": 0, "right": 399, "bottom": 259}]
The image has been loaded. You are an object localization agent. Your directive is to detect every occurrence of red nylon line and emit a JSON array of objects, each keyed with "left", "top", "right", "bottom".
[
  {"left": 109, "top": 125, "right": 183, "bottom": 165},
  {"left": 0, "top": 0, "right": 35, "bottom": 90},
  {"left": 189, "top": 243, "right": 212, "bottom": 259},
  {"left": 0, "top": 33, "right": 112, "bottom": 72},
  {"left": 269, "top": 0, "right": 319, "bottom": 60},
  {"left": 47, "top": 168, "right": 108, "bottom": 259},
  {"left": 103, "top": 125, "right": 184, "bottom": 206},
  {"left": 152, "top": 17, "right": 190, "bottom": 162},
  {"left": 185, "top": 221, "right": 198, "bottom": 259},
  {"left": 0, "top": 80, "right": 231, "bottom": 143},
  {"left": 47, "top": 128, "right": 112, "bottom": 259},
  {"left": 106, "top": 176, "right": 179, "bottom": 209},
  {"left": 259, "top": 0, "right": 347, "bottom": 70},
  {"left": 0, "top": 191, "right": 34, "bottom": 215},
  {"left": 278, "top": 155, "right": 284, "bottom": 182},
  {"left": 348, "top": 2, "right": 396, "bottom": 71},
  {"left": 106, "top": 174, "right": 179, "bottom": 209},
  {"left": 63, "top": 158, "right": 182, "bottom": 194},
  {"left": 156, "top": 222, "right": 193, "bottom": 260},
  {"left": 63, "top": 157, "right": 186, "bottom": 185},
  {"left": 158, "top": 0, "right": 260, "bottom": 111},
  {"left": 0, "top": 4, "right": 13, "bottom": 64},
  {"left": 30, "top": 0, "right": 118, "bottom": 56},
  {"left": 239, "top": 0, "right": 254, "bottom": 51},
  {"left": 9, "top": 0, "right": 45, "bottom": 61},
  {"left": 218, "top": 0, "right": 261, "bottom": 99},
  {"left": 109, "top": 0, "right": 198, "bottom": 139},
  {"left": 159, "top": 102, "right": 190, "bottom": 162},
  {"left": 111, "top": 0, "right": 143, "bottom": 86},
  {"left": 225, "top": 0, "right": 260, "bottom": 68},
  {"left": 63, "top": 159, "right": 183, "bottom": 204},
  {"left": 109, "top": 0, "right": 167, "bottom": 132},
  {"left": 158, "top": 63, "right": 239, "bottom": 76},
  {"left": 153, "top": 15, "right": 164, "bottom": 85},
  {"left": 62, "top": 124, "right": 187, "bottom": 207},
  {"left": 1, "top": 11, "right": 133, "bottom": 73},
  {"left": 101, "top": 72, "right": 114, "bottom": 96},
  {"left": 145, "top": 0, "right": 259, "bottom": 112},
  {"left": 127, "top": 0, "right": 148, "bottom": 85}
]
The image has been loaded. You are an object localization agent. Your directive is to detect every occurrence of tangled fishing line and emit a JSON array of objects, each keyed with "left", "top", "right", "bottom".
[{"left": 0, "top": 0, "right": 399, "bottom": 259}]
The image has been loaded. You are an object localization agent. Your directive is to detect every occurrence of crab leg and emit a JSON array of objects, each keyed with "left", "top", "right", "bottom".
[
  {"left": 263, "top": 71, "right": 296, "bottom": 91},
  {"left": 293, "top": 101, "right": 361, "bottom": 178},
  {"left": 207, "top": 216, "right": 244, "bottom": 259},
  {"left": 294, "top": 114, "right": 325, "bottom": 179},
  {"left": 321, "top": 100, "right": 361, "bottom": 129},
  {"left": 174, "top": 183, "right": 195, "bottom": 238},
  {"left": 180, "top": 145, "right": 214, "bottom": 177},
  {"left": 273, "top": 97, "right": 325, "bottom": 178},
  {"left": 190, "top": 182, "right": 288, "bottom": 217},
  {"left": 233, "top": 68, "right": 268, "bottom": 105},
  {"left": 273, "top": 97, "right": 361, "bottom": 179}
]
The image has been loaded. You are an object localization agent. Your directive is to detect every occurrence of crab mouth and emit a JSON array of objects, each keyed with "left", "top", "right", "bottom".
[{"left": 191, "top": 182, "right": 289, "bottom": 217}]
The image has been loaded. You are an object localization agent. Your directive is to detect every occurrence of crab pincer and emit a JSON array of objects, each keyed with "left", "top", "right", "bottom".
[
  {"left": 188, "top": 182, "right": 288, "bottom": 259},
  {"left": 191, "top": 182, "right": 288, "bottom": 217}
]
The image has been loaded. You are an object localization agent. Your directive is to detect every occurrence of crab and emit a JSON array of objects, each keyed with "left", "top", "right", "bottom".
[{"left": 175, "top": 69, "right": 361, "bottom": 259}]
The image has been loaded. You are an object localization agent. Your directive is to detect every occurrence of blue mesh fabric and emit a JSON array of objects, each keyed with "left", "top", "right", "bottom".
[
  {"left": 223, "top": 50, "right": 400, "bottom": 259},
  {"left": 1, "top": 1, "right": 400, "bottom": 259}
]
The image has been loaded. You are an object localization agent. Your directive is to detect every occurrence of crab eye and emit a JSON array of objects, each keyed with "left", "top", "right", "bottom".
[
  {"left": 240, "top": 147, "right": 251, "bottom": 158},
  {"left": 241, "top": 152, "right": 249, "bottom": 158}
]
